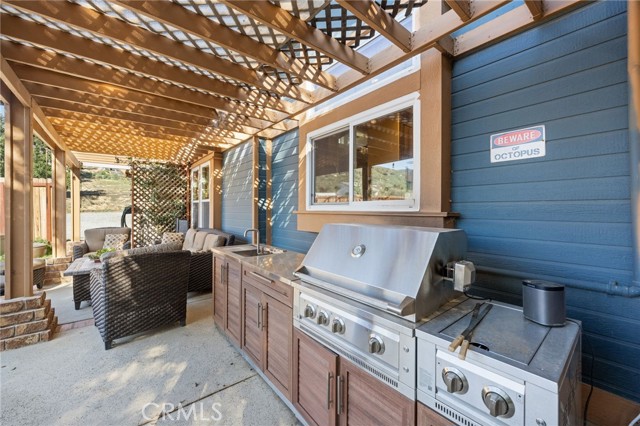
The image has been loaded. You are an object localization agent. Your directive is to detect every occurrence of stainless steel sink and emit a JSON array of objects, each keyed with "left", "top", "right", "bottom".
[{"left": 233, "top": 247, "right": 286, "bottom": 257}]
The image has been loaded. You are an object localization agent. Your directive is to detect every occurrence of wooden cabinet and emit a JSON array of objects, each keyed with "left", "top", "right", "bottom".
[
  {"left": 241, "top": 266, "right": 294, "bottom": 400},
  {"left": 340, "top": 359, "right": 414, "bottom": 426},
  {"left": 293, "top": 328, "right": 338, "bottom": 426},
  {"left": 416, "top": 402, "right": 453, "bottom": 426},
  {"left": 212, "top": 253, "right": 241, "bottom": 346},
  {"left": 293, "top": 329, "right": 415, "bottom": 426}
]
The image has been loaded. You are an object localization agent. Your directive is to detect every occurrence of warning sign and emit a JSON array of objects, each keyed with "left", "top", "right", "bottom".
[{"left": 490, "top": 125, "right": 546, "bottom": 163}]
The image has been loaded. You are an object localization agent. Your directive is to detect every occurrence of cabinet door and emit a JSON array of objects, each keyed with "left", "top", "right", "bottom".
[
  {"left": 339, "top": 358, "right": 415, "bottom": 426},
  {"left": 225, "top": 259, "right": 242, "bottom": 345},
  {"left": 213, "top": 255, "right": 226, "bottom": 326},
  {"left": 263, "top": 294, "right": 293, "bottom": 400},
  {"left": 416, "top": 402, "right": 453, "bottom": 426},
  {"left": 241, "top": 282, "right": 263, "bottom": 366},
  {"left": 293, "top": 329, "right": 338, "bottom": 426}
]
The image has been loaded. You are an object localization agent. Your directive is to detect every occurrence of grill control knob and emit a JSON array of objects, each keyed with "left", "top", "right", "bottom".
[
  {"left": 303, "top": 304, "right": 316, "bottom": 319},
  {"left": 482, "top": 387, "right": 513, "bottom": 418},
  {"left": 317, "top": 311, "right": 329, "bottom": 326},
  {"left": 331, "top": 318, "right": 345, "bottom": 334},
  {"left": 442, "top": 368, "right": 466, "bottom": 394},
  {"left": 368, "top": 335, "right": 385, "bottom": 354}
]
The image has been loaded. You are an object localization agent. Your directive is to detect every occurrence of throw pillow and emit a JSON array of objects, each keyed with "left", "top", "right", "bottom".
[
  {"left": 191, "top": 231, "right": 208, "bottom": 251},
  {"left": 203, "top": 234, "right": 225, "bottom": 250},
  {"left": 103, "top": 233, "right": 128, "bottom": 250},
  {"left": 162, "top": 232, "right": 184, "bottom": 245},
  {"left": 183, "top": 228, "right": 197, "bottom": 250}
]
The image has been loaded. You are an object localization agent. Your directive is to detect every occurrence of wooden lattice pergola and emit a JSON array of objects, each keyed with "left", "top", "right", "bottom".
[
  {"left": 0, "top": 0, "right": 602, "bottom": 298},
  {"left": 0, "top": 0, "right": 585, "bottom": 165}
]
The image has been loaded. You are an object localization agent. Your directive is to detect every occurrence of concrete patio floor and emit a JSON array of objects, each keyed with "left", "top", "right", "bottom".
[{"left": 0, "top": 295, "right": 299, "bottom": 426}]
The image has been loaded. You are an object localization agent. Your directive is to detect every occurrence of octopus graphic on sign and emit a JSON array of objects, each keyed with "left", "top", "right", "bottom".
[{"left": 490, "top": 125, "right": 546, "bottom": 163}]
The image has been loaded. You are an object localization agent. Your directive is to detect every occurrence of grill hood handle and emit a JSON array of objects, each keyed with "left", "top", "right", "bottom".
[{"left": 386, "top": 297, "right": 415, "bottom": 316}]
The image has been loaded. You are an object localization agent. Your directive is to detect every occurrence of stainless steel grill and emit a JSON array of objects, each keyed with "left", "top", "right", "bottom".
[{"left": 293, "top": 223, "right": 474, "bottom": 400}]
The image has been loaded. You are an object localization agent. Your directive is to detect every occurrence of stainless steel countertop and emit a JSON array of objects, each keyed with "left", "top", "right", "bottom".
[{"left": 211, "top": 244, "right": 305, "bottom": 285}]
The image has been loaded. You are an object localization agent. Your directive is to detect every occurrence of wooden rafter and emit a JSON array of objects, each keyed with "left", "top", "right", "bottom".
[
  {"left": 524, "top": 0, "right": 544, "bottom": 20},
  {"left": 335, "top": 0, "right": 412, "bottom": 52},
  {"left": 220, "top": 0, "right": 370, "bottom": 74},
  {"left": 48, "top": 116, "right": 231, "bottom": 146},
  {"left": 0, "top": 17, "right": 297, "bottom": 115},
  {"left": 113, "top": 0, "right": 337, "bottom": 91},
  {"left": 444, "top": 0, "right": 472, "bottom": 21},
  {"left": 4, "top": 0, "right": 316, "bottom": 103},
  {"left": 38, "top": 99, "right": 249, "bottom": 141},
  {"left": 454, "top": 0, "right": 583, "bottom": 56},
  {"left": 2, "top": 45, "right": 290, "bottom": 124},
  {"left": 26, "top": 83, "right": 263, "bottom": 136}
]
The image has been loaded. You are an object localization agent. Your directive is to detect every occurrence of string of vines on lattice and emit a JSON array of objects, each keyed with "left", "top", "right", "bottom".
[{"left": 129, "top": 159, "right": 188, "bottom": 247}]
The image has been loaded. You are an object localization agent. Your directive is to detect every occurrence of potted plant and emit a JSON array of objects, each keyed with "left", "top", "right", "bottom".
[{"left": 33, "top": 238, "right": 52, "bottom": 258}]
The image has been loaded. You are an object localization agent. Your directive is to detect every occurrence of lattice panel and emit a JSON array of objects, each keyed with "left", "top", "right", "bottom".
[{"left": 130, "top": 161, "right": 188, "bottom": 247}]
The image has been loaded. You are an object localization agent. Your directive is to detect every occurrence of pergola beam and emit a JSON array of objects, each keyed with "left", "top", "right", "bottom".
[
  {"left": 220, "top": 0, "right": 370, "bottom": 75},
  {"left": 46, "top": 112, "right": 233, "bottom": 145},
  {"left": 3, "top": 51, "right": 289, "bottom": 123},
  {"left": 114, "top": 0, "right": 337, "bottom": 91},
  {"left": 0, "top": 22, "right": 296, "bottom": 116},
  {"left": 335, "top": 0, "right": 412, "bottom": 52},
  {"left": 453, "top": 0, "right": 584, "bottom": 56},
  {"left": 524, "top": 0, "right": 544, "bottom": 20},
  {"left": 5, "top": 0, "right": 315, "bottom": 103},
  {"left": 37, "top": 97, "right": 251, "bottom": 140},
  {"left": 444, "top": 0, "right": 472, "bottom": 21}
]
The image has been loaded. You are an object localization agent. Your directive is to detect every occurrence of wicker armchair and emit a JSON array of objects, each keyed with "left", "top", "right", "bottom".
[
  {"left": 72, "top": 227, "right": 131, "bottom": 260},
  {"left": 89, "top": 249, "right": 190, "bottom": 350},
  {"left": 181, "top": 228, "right": 235, "bottom": 293}
]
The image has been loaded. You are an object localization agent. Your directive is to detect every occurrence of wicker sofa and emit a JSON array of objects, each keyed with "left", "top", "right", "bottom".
[
  {"left": 90, "top": 243, "right": 190, "bottom": 350},
  {"left": 181, "top": 228, "right": 235, "bottom": 292}
]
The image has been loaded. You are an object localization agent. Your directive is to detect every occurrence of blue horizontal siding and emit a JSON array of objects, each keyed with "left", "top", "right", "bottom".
[
  {"left": 451, "top": 1, "right": 638, "bottom": 402},
  {"left": 271, "top": 129, "right": 316, "bottom": 253},
  {"left": 221, "top": 142, "right": 253, "bottom": 243}
]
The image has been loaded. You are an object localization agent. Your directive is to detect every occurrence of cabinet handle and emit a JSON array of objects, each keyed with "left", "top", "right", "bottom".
[
  {"left": 257, "top": 302, "right": 262, "bottom": 329},
  {"left": 337, "top": 375, "right": 343, "bottom": 415},
  {"left": 221, "top": 264, "right": 226, "bottom": 285},
  {"left": 326, "top": 372, "right": 333, "bottom": 410},
  {"left": 249, "top": 271, "right": 272, "bottom": 286}
]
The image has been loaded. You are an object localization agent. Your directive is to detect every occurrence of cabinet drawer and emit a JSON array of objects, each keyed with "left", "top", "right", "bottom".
[{"left": 242, "top": 267, "right": 293, "bottom": 306}]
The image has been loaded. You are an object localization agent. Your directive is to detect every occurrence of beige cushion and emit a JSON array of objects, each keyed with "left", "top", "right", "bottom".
[
  {"left": 84, "top": 227, "right": 130, "bottom": 252},
  {"left": 191, "top": 232, "right": 208, "bottom": 251},
  {"left": 182, "top": 228, "right": 197, "bottom": 250},
  {"left": 103, "top": 234, "right": 129, "bottom": 250},
  {"left": 202, "top": 234, "right": 225, "bottom": 251},
  {"left": 162, "top": 232, "right": 184, "bottom": 245}
]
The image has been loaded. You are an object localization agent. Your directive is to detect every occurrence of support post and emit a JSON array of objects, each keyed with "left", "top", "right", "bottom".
[
  {"left": 3, "top": 91, "right": 34, "bottom": 298},
  {"left": 251, "top": 136, "right": 260, "bottom": 235},
  {"left": 211, "top": 152, "right": 223, "bottom": 230},
  {"left": 71, "top": 166, "right": 81, "bottom": 241},
  {"left": 51, "top": 146, "right": 67, "bottom": 257}
]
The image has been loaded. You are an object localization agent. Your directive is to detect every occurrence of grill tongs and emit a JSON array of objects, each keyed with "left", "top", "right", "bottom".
[{"left": 448, "top": 302, "right": 493, "bottom": 360}]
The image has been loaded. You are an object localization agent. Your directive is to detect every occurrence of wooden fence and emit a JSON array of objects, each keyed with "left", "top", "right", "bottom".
[{"left": 0, "top": 178, "right": 52, "bottom": 255}]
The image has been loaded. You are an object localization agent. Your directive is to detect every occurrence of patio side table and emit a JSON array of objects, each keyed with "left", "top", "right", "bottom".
[{"left": 63, "top": 258, "right": 102, "bottom": 310}]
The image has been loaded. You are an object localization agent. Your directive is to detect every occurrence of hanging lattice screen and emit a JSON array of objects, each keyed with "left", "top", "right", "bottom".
[{"left": 130, "top": 160, "right": 188, "bottom": 247}]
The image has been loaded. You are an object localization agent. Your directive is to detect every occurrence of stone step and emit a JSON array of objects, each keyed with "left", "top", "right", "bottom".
[
  {"left": 46, "top": 263, "right": 69, "bottom": 272},
  {"left": 0, "top": 299, "right": 51, "bottom": 327},
  {"left": 0, "top": 326, "right": 55, "bottom": 351},
  {"left": 1, "top": 307, "right": 55, "bottom": 339}
]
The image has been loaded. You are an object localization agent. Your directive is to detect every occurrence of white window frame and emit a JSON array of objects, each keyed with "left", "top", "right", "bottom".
[
  {"left": 306, "top": 92, "right": 420, "bottom": 212},
  {"left": 190, "top": 163, "right": 211, "bottom": 227}
]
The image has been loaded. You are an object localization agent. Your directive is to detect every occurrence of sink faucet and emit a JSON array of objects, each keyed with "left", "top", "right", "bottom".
[{"left": 244, "top": 228, "right": 261, "bottom": 254}]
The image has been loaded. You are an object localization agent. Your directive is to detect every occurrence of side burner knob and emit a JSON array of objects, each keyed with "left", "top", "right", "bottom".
[
  {"left": 368, "top": 335, "right": 385, "bottom": 354},
  {"left": 482, "top": 387, "right": 513, "bottom": 418},
  {"left": 303, "top": 304, "right": 316, "bottom": 319},
  {"left": 317, "top": 311, "right": 329, "bottom": 326},
  {"left": 442, "top": 368, "right": 466, "bottom": 394},
  {"left": 331, "top": 318, "right": 345, "bottom": 334}
]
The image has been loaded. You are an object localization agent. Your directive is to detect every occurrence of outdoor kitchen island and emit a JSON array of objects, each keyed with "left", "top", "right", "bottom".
[{"left": 210, "top": 231, "right": 456, "bottom": 426}]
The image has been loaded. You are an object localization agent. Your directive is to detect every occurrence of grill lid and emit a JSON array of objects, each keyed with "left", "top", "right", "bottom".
[{"left": 295, "top": 224, "right": 469, "bottom": 321}]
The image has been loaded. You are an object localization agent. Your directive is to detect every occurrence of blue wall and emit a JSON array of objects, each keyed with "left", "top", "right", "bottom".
[
  {"left": 221, "top": 142, "right": 253, "bottom": 243},
  {"left": 271, "top": 129, "right": 317, "bottom": 253},
  {"left": 258, "top": 139, "right": 268, "bottom": 244},
  {"left": 451, "top": 1, "right": 639, "bottom": 402}
]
